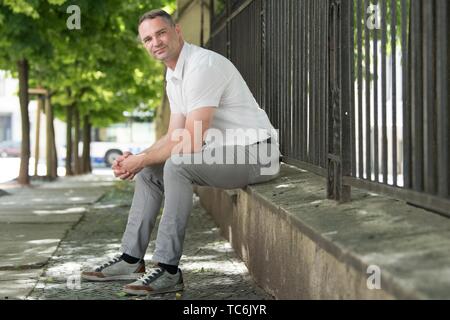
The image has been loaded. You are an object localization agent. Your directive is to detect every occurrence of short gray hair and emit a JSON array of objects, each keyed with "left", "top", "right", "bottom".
[{"left": 138, "top": 9, "right": 175, "bottom": 28}]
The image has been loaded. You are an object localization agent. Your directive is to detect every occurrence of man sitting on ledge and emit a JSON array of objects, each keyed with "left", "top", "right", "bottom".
[{"left": 81, "top": 9, "right": 280, "bottom": 296}]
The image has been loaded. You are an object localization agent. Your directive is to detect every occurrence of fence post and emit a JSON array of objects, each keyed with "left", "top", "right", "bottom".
[{"left": 327, "top": 0, "right": 352, "bottom": 202}]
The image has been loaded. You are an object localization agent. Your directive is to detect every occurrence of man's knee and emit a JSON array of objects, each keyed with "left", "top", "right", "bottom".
[
  {"left": 164, "top": 156, "right": 190, "bottom": 179},
  {"left": 135, "top": 166, "right": 163, "bottom": 185}
]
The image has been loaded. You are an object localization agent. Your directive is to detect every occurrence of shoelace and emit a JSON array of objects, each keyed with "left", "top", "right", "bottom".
[
  {"left": 139, "top": 267, "right": 164, "bottom": 285},
  {"left": 95, "top": 256, "right": 122, "bottom": 272}
]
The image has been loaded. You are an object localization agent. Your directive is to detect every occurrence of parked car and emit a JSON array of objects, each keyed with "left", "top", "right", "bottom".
[
  {"left": 0, "top": 140, "right": 21, "bottom": 158},
  {"left": 59, "top": 142, "right": 150, "bottom": 167}
]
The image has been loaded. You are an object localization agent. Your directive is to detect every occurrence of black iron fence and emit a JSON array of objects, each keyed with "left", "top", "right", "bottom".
[{"left": 207, "top": 0, "right": 450, "bottom": 216}]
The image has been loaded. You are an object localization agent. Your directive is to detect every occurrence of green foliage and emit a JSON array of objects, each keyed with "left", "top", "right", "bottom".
[{"left": 0, "top": 0, "right": 175, "bottom": 127}]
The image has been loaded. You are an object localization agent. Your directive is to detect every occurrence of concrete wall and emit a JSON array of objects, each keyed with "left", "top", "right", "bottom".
[{"left": 197, "top": 164, "right": 450, "bottom": 299}]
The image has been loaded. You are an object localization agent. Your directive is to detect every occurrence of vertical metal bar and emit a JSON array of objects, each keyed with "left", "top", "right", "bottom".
[
  {"left": 307, "top": 0, "right": 312, "bottom": 163},
  {"left": 373, "top": 0, "right": 379, "bottom": 182},
  {"left": 265, "top": 0, "right": 271, "bottom": 122},
  {"left": 364, "top": 0, "right": 372, "bottom": 180},
  {"left": 288, "top": 0, "right": 292, "bottom": 159},
  {"left": 411, "top": 0, "right": 424, "bottom": 192},
  {"left": 302, "top": 0, "right": 308, "bottom": 161},
  {"left": 284, "top": 0, "right": 289, "bottom": 158},
  {"left": 270, "top": 0, "right": 275, "bottom": 134},
  {"left": 296, "top": 0, "right": 302, "bottom": 160},
  {"left": 423, "top": 0, "right": 437, "bottom": 194},
  {"left": 261, "top": 0, "right": 266, "bottom": 112},
  {"left": 351, "top": 0, "right": 356, "bottom": 177},
  {"left": 277, "top": 0, "right": 282, "bottom": 156},
  {"left": 315, "top": 0, "right": 320, "bottom": 166},
  {"left": 226, "top": 0, "right": 231, "bottom": 59},
  {"left": 323, "top": 0, "right": 329, "bottom": 168},
  {"left": 280, "top": 0, "right": 284, "bottom": 156},
  {"left": 293, "top": 0, "right": 299, "bottom": 160},
  {"left": 402, "top": 0, "right": 411, "bottom": 189},
  {"left": 381, "top": 0, "right": 388, "bottom": 184},
  {"left": 357, "top": 0, "right": 364, "bottom": 178},
  {"left": 311, "top": 0, "right": 317, "bottom": 165},
  {"left": 270, "top": 0, "right": 274, "bottom": 128},
  {"left": 291, "top": 0, "right": 297, "bottom": 159},
  {"left": 391, "top": 0, "right": 398, "bottom": 186},
  {"left": 436, "top": 0, "right": 449, "bottom": 197},
  {"left": 341, "top": 0, "right": 352, "bottom": 201},
  {"left": 316, "top": 0, "right": 322, "bottom": 167},
  {"left": 327, "top": 0, "right": 337, "bottom": 199},
  {"left": 317, "top": 0, "right": 322, "bottom": 167}
]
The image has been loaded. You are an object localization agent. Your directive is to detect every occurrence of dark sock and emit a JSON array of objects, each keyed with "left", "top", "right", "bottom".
[
  {"left": 121, "top": 253, "right": 140, "bottom": 264},
  {"left": 158, "top": 262, "right": 178, "bottom": 275}
]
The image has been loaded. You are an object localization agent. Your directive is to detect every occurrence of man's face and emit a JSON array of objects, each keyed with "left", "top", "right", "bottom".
[{"left": 138, "top": 17, "right": 182, "bottom": 62}]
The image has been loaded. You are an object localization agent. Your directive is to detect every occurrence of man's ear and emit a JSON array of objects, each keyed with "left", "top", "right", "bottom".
[{"left": 175, "top": 24, "right": 182, "bottom": 36}]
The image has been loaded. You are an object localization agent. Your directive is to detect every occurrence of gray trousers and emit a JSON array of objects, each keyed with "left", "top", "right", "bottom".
[{"left": 120, "top": 141, "right": 280, "bottom": 266}]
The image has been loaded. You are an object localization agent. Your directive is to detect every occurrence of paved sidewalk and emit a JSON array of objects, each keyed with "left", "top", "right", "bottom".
[{"left": 0, "top": 173, "right": 272, "bottom": 300}]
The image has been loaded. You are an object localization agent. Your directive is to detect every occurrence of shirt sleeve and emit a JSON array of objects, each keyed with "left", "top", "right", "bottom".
[{"left": 184, "top": 64, "right": 228, "bottom": 113}]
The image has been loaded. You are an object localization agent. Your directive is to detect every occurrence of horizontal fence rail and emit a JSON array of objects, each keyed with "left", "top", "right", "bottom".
[{"left": 207, "top": 0, "right": 450, "bottom": 216}]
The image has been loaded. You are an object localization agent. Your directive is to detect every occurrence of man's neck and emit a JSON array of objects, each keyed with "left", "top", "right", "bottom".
[{"left": 166, "top": 41, "right": 185, "bottom": 71}]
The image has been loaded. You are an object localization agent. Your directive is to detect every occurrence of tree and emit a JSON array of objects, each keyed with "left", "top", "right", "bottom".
[
  {"left": 1, "top": 0, "right": 173, "bottom": 180},
  {"left": 0, "top": 0, "right": 67, "bottom": 184}
]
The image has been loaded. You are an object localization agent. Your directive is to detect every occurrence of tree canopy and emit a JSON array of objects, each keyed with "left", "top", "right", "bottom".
[{"left": 0, "top": 0, "right": 174, "bottom": 125}]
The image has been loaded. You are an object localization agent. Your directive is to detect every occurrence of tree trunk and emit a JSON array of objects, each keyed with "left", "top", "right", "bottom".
[
  {"left": 73, "top": 107, "right": 81, "bottom": 174},
  {"left": 82, "top": 114, "right": 92, "bottom": 173},
  {"left": 65, "top": 103, "right": 74, "bottom": 176},
  {"left": 17, "top": 59, "right": 30, "bottom": 185},
  {"left": 45, "top": 96, "right": 57, "bottom": 179}
]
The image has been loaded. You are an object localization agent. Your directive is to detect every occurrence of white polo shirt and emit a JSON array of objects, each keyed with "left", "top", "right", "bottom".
[{"left": 165, "top": 42, "right": 278, "bottom": 147}]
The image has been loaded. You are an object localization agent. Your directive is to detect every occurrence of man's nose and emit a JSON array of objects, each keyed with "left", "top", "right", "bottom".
[{"left": 155, "top": 36, "right": 163, "bottom": 47}]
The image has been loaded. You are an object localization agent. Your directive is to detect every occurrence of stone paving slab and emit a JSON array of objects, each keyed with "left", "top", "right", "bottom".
[
  {"left": 0, "top": 207, "right": 85, "bottom": 224},
  {"left": 28, "top": 184, "right": 272, "bottom": 300},
  {"left": 0, "top": 223, "right": 73, "bottom": 269},
  {"left": 0, "top": 278, "right": 41, "bottom": 300},
  {"left": 0, "top": 188, "right": 106, "bottom": 208},
  {"left": 0, "top": 269, "right": 43, "bottom": 280},
  {"left": 0, "top": 176, "right": 108, "bottom": 299},
  {"left": 0, "top": 270, "right": 44, "bottom": 300}
]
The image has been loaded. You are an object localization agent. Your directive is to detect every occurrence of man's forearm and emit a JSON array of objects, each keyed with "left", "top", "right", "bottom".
[
  {"left": 139, "top": 131, "right": 203, "bottom": 167},
  {"left": 140, "top": 136, "right": 180, "bottom": 167},
  {"left": 139, "top": 134, "right": 168, "bottom": 155}
]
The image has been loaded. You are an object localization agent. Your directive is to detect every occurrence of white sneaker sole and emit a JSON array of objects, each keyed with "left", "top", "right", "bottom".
[
  {"left": 81, "top": 273, "right": 144, "bottom": 282},
  {"left": 123, "top": 283, "right": 185, "bottom": 296}
]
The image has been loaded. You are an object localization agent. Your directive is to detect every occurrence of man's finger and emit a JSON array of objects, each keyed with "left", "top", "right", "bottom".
[
  {"left": 126, "top": 173, "right": 136, "bottom": 181},
  {"left": 113, "top": 168, "right": 126, "bottom": 178},
  {"left": 119, "top": 172, "right": 132, "bottom": 180}
]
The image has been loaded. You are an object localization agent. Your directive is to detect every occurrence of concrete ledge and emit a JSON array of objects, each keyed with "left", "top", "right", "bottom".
[{"left": 196, "top": 164, "right": 450, "bottom": 299}]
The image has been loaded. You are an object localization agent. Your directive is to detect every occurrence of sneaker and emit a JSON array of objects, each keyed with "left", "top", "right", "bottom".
[
  {"left": 81, "top": 255, "right": 145, "bottom": 282},
  {"left": 123, "top": 265, "right": 184, "bottom": 296}
]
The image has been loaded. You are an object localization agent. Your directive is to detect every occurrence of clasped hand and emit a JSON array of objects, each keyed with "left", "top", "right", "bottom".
[{"left": 112, "top": 152, "right": 145, "bottom": 180}]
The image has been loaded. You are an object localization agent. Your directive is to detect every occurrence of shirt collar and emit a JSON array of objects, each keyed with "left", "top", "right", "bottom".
[{"left": 166, "top": 42, "right": 190, "bottom": 82}]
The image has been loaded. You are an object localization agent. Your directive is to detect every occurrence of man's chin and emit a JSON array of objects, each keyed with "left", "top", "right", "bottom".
[{"left": 152, "top": 53, "right": 168, "bottom": 61}]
